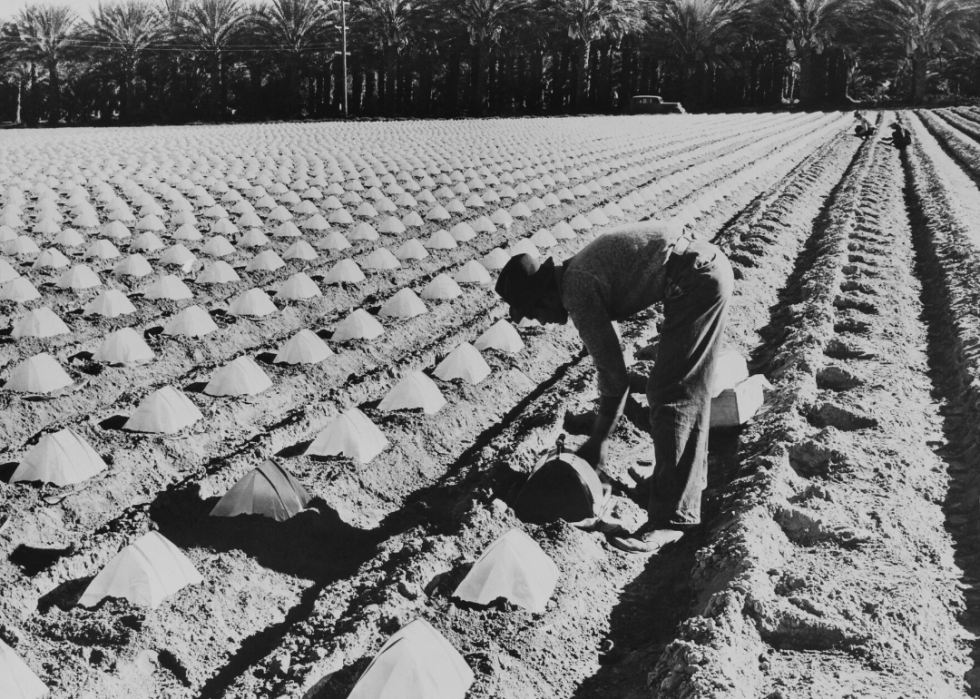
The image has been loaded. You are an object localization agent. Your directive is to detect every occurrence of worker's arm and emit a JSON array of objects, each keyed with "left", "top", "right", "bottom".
[
  {"left": 577, "top": 391, "right": 629, "bottom": 469},
  {"left": 563, "top": 273, "right": 631, "bottom": 470}
]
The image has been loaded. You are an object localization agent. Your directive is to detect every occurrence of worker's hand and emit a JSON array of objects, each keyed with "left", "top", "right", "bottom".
[{"left": 576, "top": 438, "right": 608, "bottom": 470}]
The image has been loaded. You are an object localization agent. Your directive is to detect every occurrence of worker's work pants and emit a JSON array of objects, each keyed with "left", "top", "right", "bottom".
[{"left": 646, "top": 239, "right": 733, "bottom": 529}]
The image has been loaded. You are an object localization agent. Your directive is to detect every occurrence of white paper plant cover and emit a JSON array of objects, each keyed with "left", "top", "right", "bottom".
[
  {"left": 238, "top": 228, "right": 269, "bottom": 247},
  {"left": 204, "top": 356, "right": 273, "bottom": 396},
  {"left": 113, "top": 253, "right": 154, "bottom": 277},
  {"left": 508, "top": 239, "right": 539, "bottom": 259},
  {"left": 196, "top": 260, "right": 242, "bottom": 285},
  {"left": 202, "top": 235, "right": 235, "bottom": 256},
  {"left": 11, "top": 428, "right": 107, "bottom": 486},
  {"left": 378, "top": 371, "right": 446, "bottom": 415},
  {"left": 124, "top": 385, "right": 203, "bottom": 433},
  {"left": 551, "top": 221, "right": 576, "bottom": 239},
  {"left": 433, "top": 343, "right": 491, "bottom": 384},
  {"left": 83, "top": 289, "right": 137, "bottom": 318},
  {"left": 283, "top": 240, "right": 317, "bottom": 260},
  {"left": 450, "top": 222, "right": 476, "bottom": 242},
  {"left": 395, "top": 238, "right": 428, "bottom": 261},
  {"left": 229, "top": 288, "right": 277, "bottom": 317},
  {"left": 4, "top": 354, "right": 73, "bottom": 393},
  {"left": 0, "top": 638, "right": 48, "bottom": 699},
  {"left": 530, "top": 229, "right": 558, "bottom": 248},
  {"left": 93, "top": 327, "right": 156, "bottom": 365},
  {"left": 144, "top": 275, "right": 194, "bottom": 301},
  {"left": 453, "top": 528, "right": 559, "bottom": 613},
  {"left": 274, "top": 329, "right": 334, "bottom": 365},
  {"left": 425, "top": 229, "right": 457, "bottom": 250},
  {"left": 164, "top": 305, "right": 218, "bottom": 337},
  {"left": 323, "top": 259, "right": 366, "bottom": 284},
  {"left": 0, "top": 257, "right": 19, "bottom": 283},
  {"left": 11, "top": 308, "right": 70, "bottom": 339},
  {"left": 363, "top": 248, "right": 401, "bottom": 270},
  {"left": 333, "top": 308, "right": 384, "bottom": 341},
  {"left": 0, "top": 278, "right": 40, "bottom": 303},
  {"left": 246, "top": 250, "right": 285, "bottom": 272},
  {"left": 316, "top": 230, "right": 350, "bottom": 251},
  {"left": 380, "top": 288, "right": 427, "bottom": 319},
  {"left": 33, "top": 247, "right": 70, "bottom": 269},
  {"left": 274, "top": 272, "right": 321, "bottom": 301},
  {"left": 130, "top": 231, "right": 163, "bottom": 252},
  {"left": 56, "top": 264, "right": 101, "bottom": 290},
  {"left": 210, "top": 459, "right": 311, "bottom": 522},
  {"left": 78, "top": 531, "right": 203, "bottom": 609},
  {"left": 350, "top": 222, "right": 379, "bottom": 241},
  {"left": 480, "top": 248, "right": 510, "bottom": 270},
  {"left": 421, "top": 274, "right": 462, "bottom": 301},
  {"left": 347, "top": 618, "right": 473, "bottom": 699},
  {"left": 474, "top": 319, "right": 525, "bottom": 353},
  {"left": 305, "top": 408, "right": 388, "bottom": 463},
  {"left": 454, "top": 260, "right": 491, "bottom": 285}
]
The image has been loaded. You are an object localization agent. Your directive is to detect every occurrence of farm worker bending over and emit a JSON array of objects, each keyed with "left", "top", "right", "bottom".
[{"left": 495, "top": 221, "right": 734, "bottom": 554}]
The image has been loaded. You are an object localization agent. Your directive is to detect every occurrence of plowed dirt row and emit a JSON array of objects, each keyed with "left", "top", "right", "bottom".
[
  {"left": 904, "top": 109, "right": 980, "bottom": 693},
  {"left": 1, "top": 115, "right": 850, "bottom": 699},
  {"left": 650, "top": 115, "right": 973, "bottom": 698}
]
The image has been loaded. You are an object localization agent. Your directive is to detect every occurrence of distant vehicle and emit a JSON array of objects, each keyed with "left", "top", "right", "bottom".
[{"left": 629, "top": 95, "right": 686, "bottom": 114}]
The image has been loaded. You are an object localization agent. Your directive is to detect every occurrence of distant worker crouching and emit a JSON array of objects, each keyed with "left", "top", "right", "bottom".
[
  {"left": 495, "top": 222, "right": 734, "bottom": 554},
  {"left": 854, "top": 111, "right": 873, "bottom": 140},
  {"left": 884, "top": 122, "right": 912, "bottom": 151}
]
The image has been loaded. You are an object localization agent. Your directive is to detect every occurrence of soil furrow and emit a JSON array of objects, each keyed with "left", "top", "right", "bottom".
[
  {"left": 646, "top": 113, "right": 972, "bottom": 698},
  {"left": 904, "top": 109, "right": 980, "bottom": 693}
]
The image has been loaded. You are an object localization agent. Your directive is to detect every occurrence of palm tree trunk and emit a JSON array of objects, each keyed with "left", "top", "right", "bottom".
[
  {"left": 799, "top": 48, "right": 818, "bottom": 107},
  {"left": 121, "top": 66, "right": 131, "bottom": 123},
  {"left": 288, "top": 54, "right": 301, "bottom": 117},
  {"left": 911, "top": 51, "right": 927, "bottom": 104},
  {"left": 352, "top": 68, "right": 364, "bottom": 114},
  {"left": 446, "top": 48, "right": 460, "bottom": 116},
  {"left": 15, "top": 77, "right": 23, "bottom": 124},
  {"left": 209, "top": 51, "right": 220, "bottom": 120},
  {"left": 473, "top": 39, "right": 490, "bottom": 115},
  {"left": 47, "top": 60, "right": 60, "bottom": 124},
  {"left": 575, "top": 38, "right": 590, "bottom": 112},
  {"left": 384, "top": 46, "right": 397, "bottom": 114}
]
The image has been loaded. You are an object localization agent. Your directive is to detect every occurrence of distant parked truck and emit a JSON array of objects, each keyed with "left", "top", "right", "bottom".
[{"left": 629, "top": 95, "right": 686, "bottom": 114}]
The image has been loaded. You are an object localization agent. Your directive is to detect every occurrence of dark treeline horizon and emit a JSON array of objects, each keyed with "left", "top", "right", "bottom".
[{"left": 1, "top": 0, "right": 979, "bottom": 128}]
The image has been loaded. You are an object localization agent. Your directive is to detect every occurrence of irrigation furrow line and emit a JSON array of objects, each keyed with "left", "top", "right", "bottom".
[{"left": 645, "top": 116, "right": 882, "bottom": 697}]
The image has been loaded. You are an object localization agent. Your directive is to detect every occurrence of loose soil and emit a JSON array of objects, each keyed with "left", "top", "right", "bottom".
[{"left": 3, "top": 111, "right": 979, "bottom": 698}]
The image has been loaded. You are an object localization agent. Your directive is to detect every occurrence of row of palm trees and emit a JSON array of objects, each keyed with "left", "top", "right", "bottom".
[{"left": 1, "top": 0, "right": 978, "bottom": 126}]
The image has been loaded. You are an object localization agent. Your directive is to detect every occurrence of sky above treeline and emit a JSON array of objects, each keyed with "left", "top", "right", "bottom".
[{"left": 1, "top": 0, "right": 102, "bottom": 22}]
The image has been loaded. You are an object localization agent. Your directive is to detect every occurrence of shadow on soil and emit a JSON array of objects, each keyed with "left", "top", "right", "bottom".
[
  {"left": 902, "top": 144, "right": 980, "bottom": 694},
  {"left": 149, "top": 486, "right": 381, "bottom": 584},
  {"left": 146, "top": 485, "right": 384, "bottom": 699},
  {"left": 570, "top": 427, "right": 743, "bottom": 698}
]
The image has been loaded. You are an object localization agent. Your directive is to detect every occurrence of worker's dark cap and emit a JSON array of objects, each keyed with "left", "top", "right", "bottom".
[
  {"left": 890, "top": 122, "right": 901, "bottom": 128},
  {"left": 495, "top": 253, "right": 550, "bottom": 322}
]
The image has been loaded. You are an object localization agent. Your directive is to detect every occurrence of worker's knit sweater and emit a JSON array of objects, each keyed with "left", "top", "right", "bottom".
[{"left": 558, "top": 222, "right": 683, "bottom": 413}]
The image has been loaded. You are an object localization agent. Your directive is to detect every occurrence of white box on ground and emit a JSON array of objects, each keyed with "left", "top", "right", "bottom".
[
  {"left": 711, "top": 374, "right": 772, "bottom": 427},
  {"left": 711, "top": 349, "right": 750, "bottom": 397}
]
